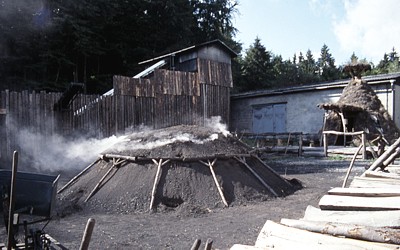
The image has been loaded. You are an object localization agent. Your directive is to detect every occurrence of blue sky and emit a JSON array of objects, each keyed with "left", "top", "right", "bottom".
[{"left": 234, "top": 0, "right": 400, "bottom": 66}]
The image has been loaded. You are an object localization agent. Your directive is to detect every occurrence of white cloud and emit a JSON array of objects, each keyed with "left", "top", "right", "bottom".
[{"left": 333, "top": 0, "right": 400, "bottom": 64}]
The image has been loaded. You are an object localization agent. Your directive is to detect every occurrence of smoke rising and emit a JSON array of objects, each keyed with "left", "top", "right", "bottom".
[
  {"left": 8, "top": 116, "right": 230, "bottom": 173},
  {"left": 13, "top": 127, "right": 128, "bottom": 173},
  {"left": 204, "top": 116, "right": 230, "bottom": 137},
  {"left": 112, "top": 116, "right": 231, "bottom": 152}
]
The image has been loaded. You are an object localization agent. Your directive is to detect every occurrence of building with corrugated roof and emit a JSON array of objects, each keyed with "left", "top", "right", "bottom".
[{"left": 230, "top": 73, "right": 400, "bottom": 142}]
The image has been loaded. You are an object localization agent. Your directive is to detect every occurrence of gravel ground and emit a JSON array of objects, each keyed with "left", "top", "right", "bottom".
[{"left": 0, "top": 156, "right": 370, "bottom": 249}]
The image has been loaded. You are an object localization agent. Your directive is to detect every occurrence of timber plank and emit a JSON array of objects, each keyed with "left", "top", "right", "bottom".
[
  {"left": 328, "top": 187, "right": 400, "bottom": 197},
  {"left": 303, "top": 205, "right": 400, "bottom": 227},
  {"left": 255, "top": 220, "right": 398, "bottom": 250},
  {"left": 364, "top": 171, "right": 400, "bottom": 180},
  {"left": 319, "top": 194, "right": 400, "bottom": 211},
  {"left": 350, "top": 176, "right": 400, "bottom": 189},
  {"left": 281, "top": 218, "right": 400, "bottom": 244},
  {"left": 386, "top": 165, "right": 400, "bottom": 174}
]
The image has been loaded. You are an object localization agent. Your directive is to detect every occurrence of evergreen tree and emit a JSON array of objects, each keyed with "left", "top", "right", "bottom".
[
  {"left": 0, "top": 0, "right": 240, "bottom": 93},
  {"left": 239, "top": 37, "right": 274, "bottom": 91},
  {"left": 190, "top": 0, "right": 238, "bottom": 42},
  {"left": 272, "top": 55, "right": 297, "bottom": 87},
  {"left": 372, "top": 48, "right": 400, "bottom": 75},
  {"left": 296, "top": 49, "right": 318, "bottom": 84},
  {"left": 317, "top": 44, "right": 340, "bottom": 81}
]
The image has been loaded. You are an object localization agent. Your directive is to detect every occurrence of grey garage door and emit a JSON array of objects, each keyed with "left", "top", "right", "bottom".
[{"left": 252, "top": 103, "right": 286, "bottom": 133}]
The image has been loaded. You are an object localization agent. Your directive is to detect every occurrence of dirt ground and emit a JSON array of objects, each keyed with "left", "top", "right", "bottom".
[{"left": 0, "top": 156, "right": 369, "bottom": 249}]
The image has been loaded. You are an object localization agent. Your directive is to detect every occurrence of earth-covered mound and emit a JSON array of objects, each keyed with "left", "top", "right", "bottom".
[{"left": 57, "top": 125, "right": 300, "bottom": 215}]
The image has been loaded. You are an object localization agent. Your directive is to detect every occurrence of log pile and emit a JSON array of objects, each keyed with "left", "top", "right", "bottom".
[{"left": 231, "top": 137, "right": 400, "bottom": 249}]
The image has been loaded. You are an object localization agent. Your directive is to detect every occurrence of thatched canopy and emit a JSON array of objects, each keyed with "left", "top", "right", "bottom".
[
  {"left": 57, "top": 125, "right": 300, "bottom": 215},
  {"left": 342, "top": 63, "right": 371, "bottom": 79}
]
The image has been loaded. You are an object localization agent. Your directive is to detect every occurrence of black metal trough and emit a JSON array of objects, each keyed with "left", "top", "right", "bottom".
[{"left": 0, "top": 170, "right": 59, "bottom": 218}]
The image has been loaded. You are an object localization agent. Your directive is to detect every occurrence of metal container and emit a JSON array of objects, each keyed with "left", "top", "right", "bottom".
[{"left": 0, "top": 170, "right": 59, "bottom": 217}]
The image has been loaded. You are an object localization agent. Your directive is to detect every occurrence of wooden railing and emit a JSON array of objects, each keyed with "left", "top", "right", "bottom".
[
  {"left": 238, "top": 132, "right": 304, "bottom": 156},
  {"left": 322, "top": 131, "right": 367, "bottom": 159}
]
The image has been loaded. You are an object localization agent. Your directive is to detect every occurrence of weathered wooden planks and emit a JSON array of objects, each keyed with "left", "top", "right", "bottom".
[
  {"left": 303, "top": 205, "right": 400, "bottom": 227},
  {"left": 319, "top": 194, "right": 400, "bottom": 210},
  {"left": 364, "top": 171, "right": 400, "bottom": 180},
  {"left": 350, "top": 176, "right": 400, "bottom": 188},
  {"left": 328, "top": 187, "right": 400, "bottom": 197},
  {"left": 280, "top": 218, "right": 400, "bottom": 245},
  {"left": 1, "top": 62, "right": 232, "bottom": 160},
  {"left": 255, "top": 220, "right": 399, "bottom": 250}
]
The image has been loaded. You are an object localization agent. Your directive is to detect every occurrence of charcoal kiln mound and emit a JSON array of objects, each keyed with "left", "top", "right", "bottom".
[
  {"left": 319, "top": 78, "right": 400, "bottom": 145},
  {"left": 57, "top": 125, "right": 300, "bottom": 215}
]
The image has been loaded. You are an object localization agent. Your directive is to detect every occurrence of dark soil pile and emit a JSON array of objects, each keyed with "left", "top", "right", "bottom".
[
  {"left": 319, "top": 79, "right": 400, "bottom": 144},
  {"left": 103, "top": 124, "right": 250, "bottom": 159},
  {"left": 57, "top": 125, "right": 300, "bottom": 216}
]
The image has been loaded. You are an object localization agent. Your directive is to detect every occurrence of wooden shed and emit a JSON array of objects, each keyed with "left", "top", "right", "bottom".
[{"left": 112, "top": 40, "right": 237, "bottom": 132}]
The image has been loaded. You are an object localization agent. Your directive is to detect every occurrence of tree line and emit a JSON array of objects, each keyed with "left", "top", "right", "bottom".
[
  {"left": 235, "top": 38, "right": 400, "bottom": 92},
  {"left": 1, "top": 0, "right": 399, "bottom": 94}
]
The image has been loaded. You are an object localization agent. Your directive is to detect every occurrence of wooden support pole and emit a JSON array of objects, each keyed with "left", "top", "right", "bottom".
[
  {"left": 383, "top": 147, "right": 400, "bottom": 167},
  {"left": 7, "top": 151, "right": 18, "bottom": 250},
  {"left": 298, "top": 133, "right": 303, "bottom": 157},
  {"left": 79, "top": 218, "right": 96, "bottom": 250},
  {"left": 149, "top": 159, "right": 163, "bottom": 211},
  {"left": 284, "top": 133, "right": 291, "bottom": 155},
  {"left": 234, "top": 157, "right": 278, "bottom": 197},
  {"left": 190, "top": 239, "right": 201, "bottom": 250},
  {"left": 103, "top": 154, "right": 137, "bottom": 162},
  {"left": 151, "top": 159, "right": 170, "bottom": 167},
  {"left": 323, "top": 131, "right": 365, "bottom": 136},
  {"left": 338, "top": 111, "right": 347, "bottom": 146},
  {"left": 204, "top": 238, "right": 213, "bottom": 250},
  {"left": 199, "top": 159, "right": 229, "bottom": 207},
  {"left": 58, "top": 158, "right": 101, "bottom": 194},
  {"left": 342, "top": 144, "right": 363, "bottom": 188},
  {"left": 361, "top": 132, "right": 367, "bottom": 160},
  {"left": 320, "top": 111, "right": 328, "bottom": 147},
  {"left": 323, "top": 133, "right": 328, "bottom": 157},
  {"left": 365, "top": 137, "right": 400, "bottom": 173},
  {"left": 84, "top": 160, "right": 123, "bottom": 202}
]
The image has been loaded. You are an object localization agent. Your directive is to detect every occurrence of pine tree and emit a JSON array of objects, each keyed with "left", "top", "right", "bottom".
[
  {"left": 239, "top": 37, "right": 274, "bottom": 91},
  {"left": 317, "top": 44, "right": 340, "bottom": 81}
]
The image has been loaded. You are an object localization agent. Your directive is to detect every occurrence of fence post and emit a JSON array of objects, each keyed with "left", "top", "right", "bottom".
[
  {"left": 362, "top": 132, "right": 367, "bottom": 160},
  {"left": 298, "top": 133, "right": 303, "bottom": 156},
  {"left": 323, "top": 133, "right": 328, "bottom": 157}
]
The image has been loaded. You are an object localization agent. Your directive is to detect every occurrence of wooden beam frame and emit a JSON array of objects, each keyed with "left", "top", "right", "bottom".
[{"left": 199, "top": 159, "right": 229, "bottom": 207}]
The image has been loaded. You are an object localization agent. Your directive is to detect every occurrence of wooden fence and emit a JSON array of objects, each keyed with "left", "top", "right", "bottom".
[
  {"left": 0, "top": 70, "right": 231, "bottom": 165},
  {"left": 112, "top": 69, "right": 231, "bottom": 130}
]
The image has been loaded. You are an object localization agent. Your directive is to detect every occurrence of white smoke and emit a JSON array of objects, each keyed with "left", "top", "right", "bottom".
[
  {"left": 14, "top": 129, "right": 127, "bottom": 173},
  {"left": 204, "top": 116, "right": 231, "bottom": 137},
  {"left": 9, "top": 116, "right": 230, "bottom": 172},
  {"left": 113, "top": 116, "right": 230, "bottom": 152}
]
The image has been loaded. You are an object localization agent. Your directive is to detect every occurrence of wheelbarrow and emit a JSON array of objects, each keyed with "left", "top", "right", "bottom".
[{"left": 0, "top": 152, "right": 59, "bottom": 249}]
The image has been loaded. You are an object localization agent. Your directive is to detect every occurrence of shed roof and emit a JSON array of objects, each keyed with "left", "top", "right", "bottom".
[
  {"left": 138, "top": 39, "right": 238, "bottom": 65},
  {"left": 231, "top": 72, "right": 400, "bottom": 100}
]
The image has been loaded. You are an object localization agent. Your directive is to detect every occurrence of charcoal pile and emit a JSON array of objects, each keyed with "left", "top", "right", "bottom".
[{"left": 57, "top": 125, "right": 300, "bottom": 215}]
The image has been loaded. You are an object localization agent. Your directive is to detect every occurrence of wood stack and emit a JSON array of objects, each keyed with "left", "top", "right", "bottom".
[{"left": 231, "top": 137, "right": 400, "bottom": 249}]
